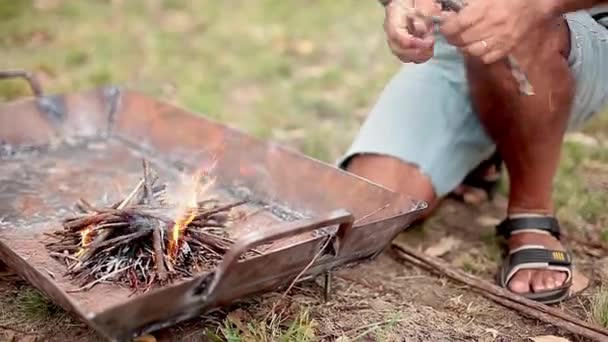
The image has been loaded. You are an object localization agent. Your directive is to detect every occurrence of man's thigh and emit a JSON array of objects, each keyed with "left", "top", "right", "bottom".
[
  {"left": 564, "top": 11, "right": 608, "bottom": 130},
  {"left": 338, "top": 41, "right": 496, "bottom": 197}
]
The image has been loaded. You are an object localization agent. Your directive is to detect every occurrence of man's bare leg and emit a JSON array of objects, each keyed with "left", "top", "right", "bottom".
[
  {"left": 465, "top": 17, "right": 573, "bottom": 293},
  {"left": 346, "top": 154, "right": 438, "bottom": 219}
]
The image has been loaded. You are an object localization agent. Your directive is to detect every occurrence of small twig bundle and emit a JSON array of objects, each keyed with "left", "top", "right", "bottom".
[{"left": 45, "top": 159, "right": 250, "bottom": 293}]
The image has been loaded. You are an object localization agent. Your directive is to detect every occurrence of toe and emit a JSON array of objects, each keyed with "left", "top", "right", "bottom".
[
  {"left": 554, "top": 271, "right": 567, "bottom": 286},
  {"left": 532, "top": 271, "right": 548, "bottom": 292},
  {"left": 543, "top": 271, "right": 557, "bottom": 289},
  {"left": 508, "top": 269, "right": 532, "bottom": 293}
]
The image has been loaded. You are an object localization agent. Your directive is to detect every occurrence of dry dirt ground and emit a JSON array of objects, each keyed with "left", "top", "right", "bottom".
[{"left": 2, "top": 193, "right": 606, "bottom": 341}]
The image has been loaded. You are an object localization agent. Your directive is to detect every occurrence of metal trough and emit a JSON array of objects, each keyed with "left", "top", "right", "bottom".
[{"left": 0, "top": 71, "right": 426, "bottom": 341}]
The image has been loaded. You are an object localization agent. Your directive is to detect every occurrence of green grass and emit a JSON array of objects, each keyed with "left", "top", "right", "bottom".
[
  {"left": 592, "top": 288, "right": 608, "bottom": 328},
  {"left": 211, "top": 308, "right": 317, "bottom": 342},
  {"left": 0, "top": 287, "right": 65, "bottom": 324},
  {"left": 14, "top": 288, "right": 63, "bottom": 320}
]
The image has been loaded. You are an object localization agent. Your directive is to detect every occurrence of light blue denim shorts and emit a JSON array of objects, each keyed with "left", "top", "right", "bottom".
[{"left": 338, "top": 11, "right": 608, "bottom": 197}]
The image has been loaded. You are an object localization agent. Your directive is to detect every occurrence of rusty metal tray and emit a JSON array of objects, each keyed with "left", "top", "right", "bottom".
[{"left": 0, "top": 71, "right": 426, "bottom": 341}]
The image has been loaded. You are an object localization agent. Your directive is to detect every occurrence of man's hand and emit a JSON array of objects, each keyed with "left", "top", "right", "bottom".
[
  {"left": 384, "top": 0, "right": 442, "bottom": 64},
  {"left": 439, "top": 0, "right": 555, "bottom": 64}
]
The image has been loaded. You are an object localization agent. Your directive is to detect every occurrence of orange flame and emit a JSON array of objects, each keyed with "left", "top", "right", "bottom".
[
  {"left": 81, "top": 226, "right": 93, "bottom": 246},
  {"left": 168, "top": 158, "right": 218, "bottom": 260},
  {"left": 75, "top": 226, "right": 94, "bottom": 257},
  {"left": 168, "top": 208, "right": 197, "bottom": 259}
]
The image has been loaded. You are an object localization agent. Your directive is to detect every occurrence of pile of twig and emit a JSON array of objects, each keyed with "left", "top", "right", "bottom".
[{"left": 45, "top": 160, "right": 249, "bottom": 293}]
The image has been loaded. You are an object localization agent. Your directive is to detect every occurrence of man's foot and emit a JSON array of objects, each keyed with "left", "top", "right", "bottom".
[
  {"left": 506, "top": 232, "right": 568, "bottom": 293},
  {"left": 451, "top": 152, "right": 502, "bottom": 205},
  {"left": 496, "top": 216, "right": 574, "bottom": 304}
]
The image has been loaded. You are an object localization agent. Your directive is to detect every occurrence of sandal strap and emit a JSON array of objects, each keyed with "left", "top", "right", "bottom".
[
  {"left": 501, "top": 246, "right": 573, "bottom": 288},
  {"left": 496, "top": 216, "right": 561, "bottom": 239},
  {"left": 509, "top": 246, "right": 572, "bottom": 267}
]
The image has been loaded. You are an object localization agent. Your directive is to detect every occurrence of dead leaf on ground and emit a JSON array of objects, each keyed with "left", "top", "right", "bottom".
[
  {"left": 569, "top": 269, "right": 590, "bottom": 295},
  {"left": 528, "top": 335, "right": 571, "bottom": 342},
  {"left": 424, "top": 236, "right": 462, "bottom": 257},
  {"left": 476, "top": 215, "right": 501, "bottom": 228}
]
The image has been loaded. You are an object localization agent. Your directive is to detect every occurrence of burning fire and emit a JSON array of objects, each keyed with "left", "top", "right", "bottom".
[
  {"left": 75, "top": 226, "right": 94, "bottom": 257},
  {"left": 168, "top": 158, "right": 218, "bottom": 260}
]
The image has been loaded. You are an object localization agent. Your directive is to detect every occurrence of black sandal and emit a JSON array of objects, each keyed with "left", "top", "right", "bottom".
[
  {"left": 451, "top": 151, "right": 503, "bottom": 202},
  {"left": 496, "top": 216, "right": 573, "bottom": 304}
]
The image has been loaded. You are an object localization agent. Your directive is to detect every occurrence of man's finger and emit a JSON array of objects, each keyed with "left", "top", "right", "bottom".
[
  {"left": 461, "top": 40, "right": 491, "bottom": 58},
  {"left": 388, "top": 38, "right": 434, "bottom": 61},
  {"left": 414, "top": 0, "right": 442, "bottom": 16},
  {"left": 398, "top": 48, "right": 434, "bottom": 63},
  {"left": 412, "top": 16, "right": 430, "bottom": 37},
  {"left": 439, "top": 5, "right": 483, "bottom": 39},
  {"left": 447, "top": 22, "right": 492, "bottom": 47},
  {"left": 388, "top": 28, "right": 434, "bottom": 50},
  {"left": 480, "top": 48, "right": 507, "bottom": 64}
]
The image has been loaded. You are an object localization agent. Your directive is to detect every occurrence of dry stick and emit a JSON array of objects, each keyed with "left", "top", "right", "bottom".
[
  {"left": 43, "top": 232, "right": 63, "bottom": 239},
  {"left": 49, "top": 252, "right": 80, "bottom": 261},
  {"left": 391, "top": 241, "right": 608, "bottom": 341},
  {"left": 92, "top": 222, "right": 129, "bottom": 231},
  {"left": 152, "top": 225, "right": 168, "bottom": 282},
  {"left": 75, "top": 178, "right": 145, "bottom": 266},
  {"left": 66, "top": 265, "right": 132, "bottom": 293},
  {"left": 190, "top": 231, "right": 232, "bottom": 252},
  {"left": 142, "top": 159, "right": 158, "bottom": 207},
  {"left": 75, "top": 198, "right": 97, "bottom": 213},
  {"left": 91, "top": 229, "right": 151, "bottom": 251},
  {"left": 64, "top": 212, "right": 118, "bottom": 232}
]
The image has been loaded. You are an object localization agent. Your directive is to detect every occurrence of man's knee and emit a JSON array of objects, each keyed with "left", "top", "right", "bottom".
[{"left": 344, "top": 154, "right": 436, "bottom": 204}]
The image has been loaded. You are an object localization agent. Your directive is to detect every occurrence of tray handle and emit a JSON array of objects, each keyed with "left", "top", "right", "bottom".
[
  {"left": 0, "top": 69, "right": 44, "bottom": 97},
  {"left": 206, "top": 209, "right": 354, "bottom": 294}
]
